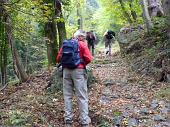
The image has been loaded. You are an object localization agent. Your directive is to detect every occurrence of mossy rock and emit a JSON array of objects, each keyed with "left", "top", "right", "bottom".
[{"left": 46, "top": 67, "right": 97, "bottom": 93}]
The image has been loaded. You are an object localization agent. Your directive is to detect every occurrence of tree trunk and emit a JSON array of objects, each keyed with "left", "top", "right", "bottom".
[
  {"left": 1, "top": 30, "right": 8, "bottom": 86},
  {"left": 77, "top": 2, "right": 83, "bottom": 29},
  {"left": 5, "top": 14, "right": 28, "bottom": 82},
  {"left": 57, "top": 21, "right": 67, "bottom": 47},
  {"left": 44, "top": 21, "right": 58, "bottom": 71},
  {"left": 0, "top": 17, "right": 5, "bottom": 86},
  {"left": 0, "top": 0, "right": 7, "bottom": 85},
  {"left": 162, "top": 0, "right": 170, "bottom": 39},
  {"left": 141, "top": 0, "right": 153, "bottom": 32},
  {"left": 55, "top": 0, "right": 67, "bottom": 47},
  {"left": 119, "top": 0, "right": 133, "bottom": 24}
]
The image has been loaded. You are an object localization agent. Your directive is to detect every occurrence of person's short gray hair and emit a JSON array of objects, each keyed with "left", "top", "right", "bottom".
[{"left": 74, "top": 29, "right": 86, "bottom": 38}]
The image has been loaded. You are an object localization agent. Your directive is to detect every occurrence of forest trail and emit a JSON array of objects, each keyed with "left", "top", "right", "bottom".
[
  {"left": 0, "top": 52, "right": 170, "bottom": 127},
  {"left": 89, "top": 53, "right": 170, "bottom": 126}
]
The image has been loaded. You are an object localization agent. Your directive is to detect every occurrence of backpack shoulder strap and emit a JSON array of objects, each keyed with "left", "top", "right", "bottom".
[{"left": 71, "top": 39, "right": 79, "bottom": 52}]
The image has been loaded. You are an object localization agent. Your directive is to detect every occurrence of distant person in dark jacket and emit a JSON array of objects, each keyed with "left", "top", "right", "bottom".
[
  {"left": 86, "top": 30, "right": 96, "bottom": 56},
  {"left": 103, "top": 30, "right": 115, "bottom": 56}
]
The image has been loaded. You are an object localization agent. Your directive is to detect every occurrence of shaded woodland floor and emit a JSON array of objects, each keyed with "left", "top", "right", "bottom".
[{"left": 0, "top": 53, "right": 170, "bottom": 127}]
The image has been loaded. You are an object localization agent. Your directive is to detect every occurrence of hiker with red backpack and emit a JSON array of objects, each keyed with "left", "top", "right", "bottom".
[
  {"left": 56, "top": 29, "right": 92, "bottom": 127},
  {"left": 103, "top": 30, "right": 116, "bottom": 56},
  {"left": 86, "top": 30, "right": 96, "bottom": 56}
]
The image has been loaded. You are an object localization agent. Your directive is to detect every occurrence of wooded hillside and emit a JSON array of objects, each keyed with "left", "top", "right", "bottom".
[{"left": 0, "top": 0, "right": 170, "bottom": 126}]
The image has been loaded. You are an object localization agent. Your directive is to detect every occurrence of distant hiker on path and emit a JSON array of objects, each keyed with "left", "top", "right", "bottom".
[
  {"left": 56, "top": 29, "right": 92, "bottom": 127},
  {"left": 86, "top": 30, "right": 96, "bottom": 56},
  {"left": 103, "top": 30, "right": 116, "bottom": 56}
]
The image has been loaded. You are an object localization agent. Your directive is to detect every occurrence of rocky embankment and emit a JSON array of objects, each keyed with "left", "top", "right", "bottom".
[{"left": 117, "top": 25, "right": 170, "bottom": 83}]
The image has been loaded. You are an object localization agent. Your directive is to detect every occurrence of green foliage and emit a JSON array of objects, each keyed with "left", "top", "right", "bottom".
[
  {"left": 15, "top": 39, "right": 47, "bottom": 74},
  {"left": 156, "top": 87, "right": 170, "bottom": 101},
  {"left": 54, "top": 17, "right": 65, "bottom": 23},
  {"left": 62, "top": 0, "right": 143, "bottom": 42},
  {"left": 0, "top": 111, "right": 8, "bottom": 125},
  {"left": 98, "top": 118, "right": 110, "bottom": 127},
  {"left": 92, "top": 59, "right": 111, "bottom": 64},
  {"left": 8, "top": 110, "right": 28, "bottom": 126},
  {"left": 144, "top": 47, "right": 156, "bottom": 59},
  {"left": 63, "top": 0, "right": 86, "bottom": 37},
  {"left": 65, "top": 24, "right": 77, "bottom": 39},
  {"left": 1, "top": 0, "right": 146, "bottom": 83},
  {"left": 152, "top": 17, "right": 166, "bottom": 29},
  {"left": 142, "top": 17, "right": 169, "bottom": 60},
  {"left": 83, "top": 0, "right": 99, "bottom": 31},
  {"left": 40, "top": 114, "right": 53, "bottom": 127},
  {"left": 1, "top": 0, "right": 52, "bottom": 81},
  {"left": 112, "top": 109, "right": 121, "bottom": 117},
  {"left": 96, "top": 0, "right": 143, "bottom": 37}
]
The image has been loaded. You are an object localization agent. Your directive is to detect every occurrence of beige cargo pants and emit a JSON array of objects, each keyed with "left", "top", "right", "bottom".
[{"left": 63, "top": 68, "right": 91, "bottom": 125}]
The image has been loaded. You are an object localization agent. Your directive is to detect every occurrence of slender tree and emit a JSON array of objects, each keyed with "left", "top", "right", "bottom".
[
  {"left": 0, "top": 1, "right": 8, "bottom": 86},
  {"left": 162, "top": 0, "right": 170, "bottom": 39},
  {"left": 42, "top": 0, "right": 58, "bottom": 71},
  {"left": 6, "top": 15, "right": 29, "bottom": 82},
  {"left": 4, "top": 0, "right": 28, "bottom": 82},
  {"left": 44, "top": 21, "right": 58, "bottom": 71},
  {"left": 141, "top": 0, "right": 153, "bottom": 32},
  {"left": 55, "top": 0, "right": 67, "bottom": 47},
  {"left": 77, "top": 2, "right": 83, "bottom": 29}
]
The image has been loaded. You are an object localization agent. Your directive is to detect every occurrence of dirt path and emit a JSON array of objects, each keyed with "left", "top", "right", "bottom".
[
  {"left": 89, "top": 54, "right": 170, "bottom": 127},
  {"left": 0, "top": 53, "right": 170, "bottom": 127}
]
